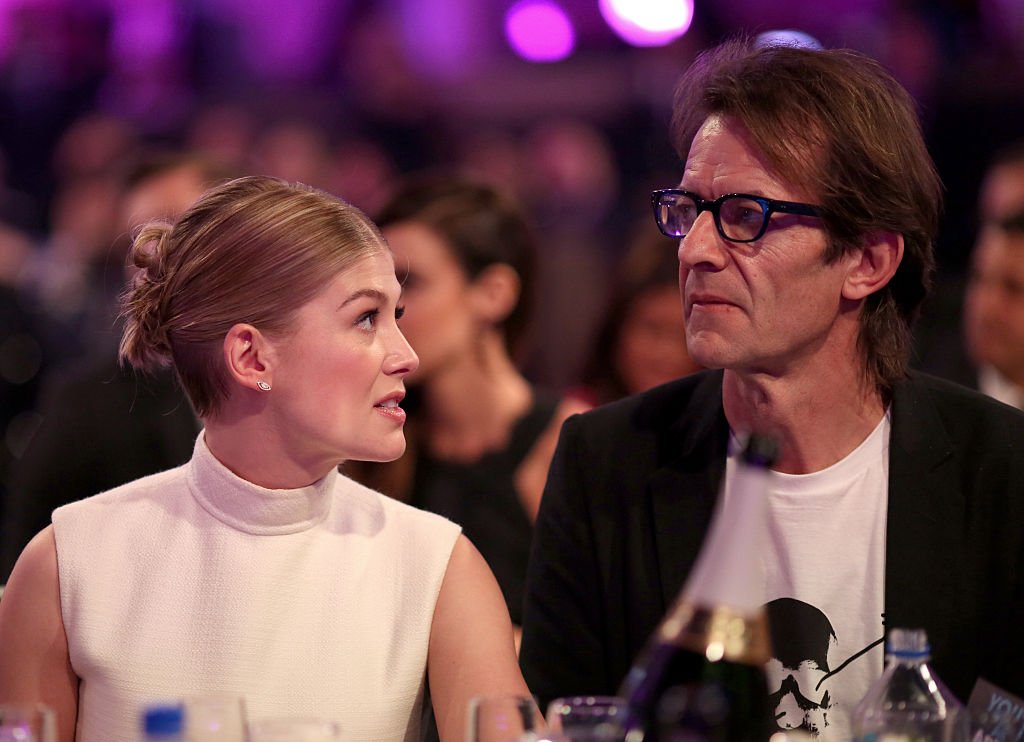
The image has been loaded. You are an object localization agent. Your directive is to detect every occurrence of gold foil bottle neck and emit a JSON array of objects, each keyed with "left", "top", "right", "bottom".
[{"left": 657, "top": 601, "right": 771, "bottom": 666}]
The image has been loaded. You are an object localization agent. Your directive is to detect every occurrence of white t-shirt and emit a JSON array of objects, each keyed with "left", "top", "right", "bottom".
[{"left": 723, "top": 413, "right": 890, "bottom": 741}]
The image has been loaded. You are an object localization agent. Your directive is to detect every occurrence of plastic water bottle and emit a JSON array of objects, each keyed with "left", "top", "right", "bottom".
[{"left": 851, "top": 628, "right": 969, "bottom": 741}]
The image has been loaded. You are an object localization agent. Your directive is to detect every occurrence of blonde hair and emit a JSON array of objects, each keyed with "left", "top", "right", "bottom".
[{"left": 120, "top": 175, "right": 387, "bottom": 417}]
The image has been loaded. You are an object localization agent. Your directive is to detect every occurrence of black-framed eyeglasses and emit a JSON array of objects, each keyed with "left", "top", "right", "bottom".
[{"left": 652, "top": 189, "right": 823, "bottom": 243}]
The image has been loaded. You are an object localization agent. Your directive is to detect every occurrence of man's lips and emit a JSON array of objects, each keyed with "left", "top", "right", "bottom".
[{"left": 687, "top": 292, "right": 738, "bottom": 310}]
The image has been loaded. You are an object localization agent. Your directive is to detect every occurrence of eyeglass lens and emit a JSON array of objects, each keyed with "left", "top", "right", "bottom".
[{"left": 658, "top": 194, "right": 768, "bottom": 242}]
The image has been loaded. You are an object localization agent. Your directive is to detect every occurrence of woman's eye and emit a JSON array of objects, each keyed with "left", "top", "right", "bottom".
[
  {"left": 395, "top": 305, "right": 406, "bottom": 321},
  {"left": 356, "top": 309, "right": 379, "bottom": 330}
]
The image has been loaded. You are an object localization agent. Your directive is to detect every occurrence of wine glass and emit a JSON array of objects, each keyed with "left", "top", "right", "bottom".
[
  {"left": 246, "top": 717, "right": 341, "bottom": 742},
  {"left": 467, "top": 694, "right": 545, "bottom": 742},
  {"left": 184, "top": 695, "right": 247, "bottom": 741},
  {"left": 545, "top": 696, "right": 627, "bottom": 742},
  {"left": 0, "top": 703, "right": 57, "bottom": 742}
]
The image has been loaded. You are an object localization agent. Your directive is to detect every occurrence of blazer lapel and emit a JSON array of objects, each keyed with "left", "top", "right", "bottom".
[
  {"left": 885, "top": 374, "right": 960, "bottom": 648},
  {"left": 650, "top": 371, "right": 731, "bottom": 609}
]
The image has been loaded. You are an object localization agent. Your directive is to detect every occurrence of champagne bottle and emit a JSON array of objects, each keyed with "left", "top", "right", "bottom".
[{"left": 619, "top": 433, "right": 778, "bottom": 742}]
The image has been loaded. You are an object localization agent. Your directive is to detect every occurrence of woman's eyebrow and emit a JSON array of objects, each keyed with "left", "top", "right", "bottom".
[{"left": 339, "top": 288, "right": 388, "bottom": 309}]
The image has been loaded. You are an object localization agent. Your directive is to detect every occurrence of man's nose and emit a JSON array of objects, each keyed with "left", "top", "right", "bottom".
[{"left": 678, "top": 211, "right": 729, "bottom": 271}]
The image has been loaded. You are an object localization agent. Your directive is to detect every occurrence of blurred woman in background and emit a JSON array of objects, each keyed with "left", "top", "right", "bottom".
[
  {"left": 347, "top": 177, "right": 588, "bottom": 640},
  {"left": 568, "top": 229, "right": 701, "bottom": 407}
]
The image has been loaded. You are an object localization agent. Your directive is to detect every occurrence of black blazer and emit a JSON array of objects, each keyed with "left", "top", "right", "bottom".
[{"left": 519, "top": 369, "right": 1024, "bottom": 707}]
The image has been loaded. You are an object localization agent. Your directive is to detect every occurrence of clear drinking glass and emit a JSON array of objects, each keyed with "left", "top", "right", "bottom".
[
  {"left": 184, "top": 695, "right": 247, "bottom": 741},
  {"left": 545, "top": 696, "right": 626, "bottom": 742},
  {"left": 467, "top": 694, "right": 545, "bottom": 742},
  {"left": 0, "top": 703, "right": 57, "bottom": 742},
  {"left": 246, "top": 717, "right": 341, "bottom": 742}
]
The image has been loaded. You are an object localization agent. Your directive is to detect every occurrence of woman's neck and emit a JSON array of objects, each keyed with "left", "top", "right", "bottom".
[{"left": 420, "top": 335, "right": 534, "bottom": 462}]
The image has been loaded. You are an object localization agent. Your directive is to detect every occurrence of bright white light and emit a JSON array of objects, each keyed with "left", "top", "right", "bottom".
[
  {"left": 705, "top": 641, "right": 725, "bottom": 662},
  {"left": 599, "top": 0, "right": 693, "bottom": 47},
  {"left": 755, "top": 29, "right": 823, "bottom": 50}
]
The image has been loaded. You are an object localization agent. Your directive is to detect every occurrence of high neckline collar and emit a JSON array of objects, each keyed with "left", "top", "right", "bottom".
[{"left": 187, "top": 433, "right": 336, "bottom": 535}]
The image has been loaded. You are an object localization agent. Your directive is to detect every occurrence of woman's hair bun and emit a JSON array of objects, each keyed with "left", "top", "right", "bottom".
[{"left": 119, "top": 221, "right": 176, "bottom": 370}]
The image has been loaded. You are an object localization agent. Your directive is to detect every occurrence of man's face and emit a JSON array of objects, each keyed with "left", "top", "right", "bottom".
[
  {"left": 676, "top": 115, "right": 854, "bottom": 375},
  {"left": 964, "top": 162, "right": 1024, "bottom": 385}
]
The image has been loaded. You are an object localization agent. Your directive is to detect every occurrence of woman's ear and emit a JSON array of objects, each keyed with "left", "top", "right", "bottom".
[
  {"left": 470, "top": 263, "right": 521, "bottom": 324},
  {"left": 842, "top": 231, "right": 904, "bottom": 301},
  {"left": 223, "top": 324, "right": 273, "bottom": 392}
]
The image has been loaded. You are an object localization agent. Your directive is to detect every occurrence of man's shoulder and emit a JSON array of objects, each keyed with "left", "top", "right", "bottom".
[
  {"left": 552, "top": 370, "right": 726, "bottom": 475},
  {"left": 574, "top": 369, "right": 723, "bottom": 431},
  {"left": 894, "top": 371, "right": 1024, "bottom": 463},
  {"left": 898, "top": 371, "right": 1024, "bottom": 427}
]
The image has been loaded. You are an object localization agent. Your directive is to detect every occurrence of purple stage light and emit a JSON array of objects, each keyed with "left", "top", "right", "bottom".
[
  {"left": 505, "top": 0, "right": 575, "bottom": 63},
  {"left": 599, "top": 0, "right": 693, "bottom": 47}
]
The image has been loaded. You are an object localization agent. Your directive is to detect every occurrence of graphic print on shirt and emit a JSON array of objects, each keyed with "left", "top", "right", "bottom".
[{"left": 764, "top": 598, "right": 883, "bottom": 737}]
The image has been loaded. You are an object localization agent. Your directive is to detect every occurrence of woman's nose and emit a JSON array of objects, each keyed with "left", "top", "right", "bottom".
[{"left": 384, "top": 331, "right": 419, "bottom": 376}]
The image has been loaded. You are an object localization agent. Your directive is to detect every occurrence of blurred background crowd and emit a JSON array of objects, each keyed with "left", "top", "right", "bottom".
[{"left": 0, "top": 0, "right": 1023, "bottom": 577}]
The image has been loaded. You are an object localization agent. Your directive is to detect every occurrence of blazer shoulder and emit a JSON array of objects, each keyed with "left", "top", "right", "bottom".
[
  {"left": 573, "top": 370, "right": 724, "bottom": 431},
  {"left": 902, "top": 371, "right": 1024, "bottom": 429},
  {"left": 896, "top": 371, "right": 1024, "bottom": 463}
]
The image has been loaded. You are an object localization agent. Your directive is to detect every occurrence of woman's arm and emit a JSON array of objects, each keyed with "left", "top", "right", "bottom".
[
  {"left": 428, "top": 535, "right": 531, "bottom": 742},
  {"left": 516, "top": 397, "right": 592, "bottom": 523},
  {"left": 0, "top": 526, "right": 78, "bottom": 742}
]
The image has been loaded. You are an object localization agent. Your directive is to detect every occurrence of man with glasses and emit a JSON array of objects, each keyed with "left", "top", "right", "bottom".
[{"left": 520, "top": 38, "right": 1024, "bottom": 740}]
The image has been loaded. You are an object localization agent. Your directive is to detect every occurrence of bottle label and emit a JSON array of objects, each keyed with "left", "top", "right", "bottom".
[{"left": 657, "top": 602, "right": 771, "bottom": 666}]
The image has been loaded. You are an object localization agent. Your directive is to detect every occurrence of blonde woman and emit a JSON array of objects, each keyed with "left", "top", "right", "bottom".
[{"left": 0, "top": 176, "right": 528, "bottom": 742}]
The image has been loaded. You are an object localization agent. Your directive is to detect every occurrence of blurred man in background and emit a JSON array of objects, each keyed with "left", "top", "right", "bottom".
[
  {"left": 962, "top": 141, "right": 1024, "bottom": 410},
  {"left": 0, "top": 152, "right": 228, "bottom": 581}
]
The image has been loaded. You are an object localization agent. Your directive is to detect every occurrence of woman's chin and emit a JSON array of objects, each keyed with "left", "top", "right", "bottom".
[{"left": 357, "top": 439, "right": 408, "bottom": 464}]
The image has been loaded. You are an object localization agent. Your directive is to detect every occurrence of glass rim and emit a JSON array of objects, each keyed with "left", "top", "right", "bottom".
[{"left": 651, "top": 188, "right": 823, "bottom": 243}]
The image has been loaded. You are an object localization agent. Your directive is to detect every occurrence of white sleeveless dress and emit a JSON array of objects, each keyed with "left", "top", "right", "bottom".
[{"left": 52, "top": 434, "right": 461, "bottom": 742}]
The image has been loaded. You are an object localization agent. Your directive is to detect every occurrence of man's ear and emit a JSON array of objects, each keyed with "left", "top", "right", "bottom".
[
  {"left": 842, "top": 231, "right": 904, "bottom": 301},
  {"left": 223, "top": 324, "right": 273, "bottom": 391},
  {"left": 470, "top": 263, "right": 521, "bottom": 324}
]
